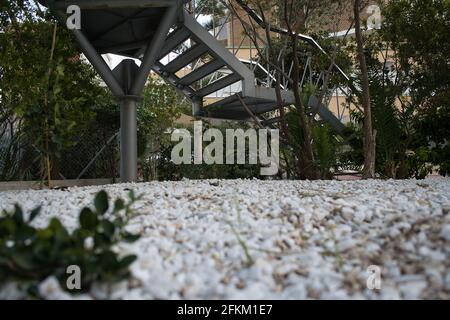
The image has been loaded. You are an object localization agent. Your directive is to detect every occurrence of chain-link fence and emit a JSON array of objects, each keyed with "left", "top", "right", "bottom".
[
  {"left": 60, "top": 129, "right": 119, "bottom": 180},
  {"left": 0, "top": 123, "right": 120, "bottom": 182}
]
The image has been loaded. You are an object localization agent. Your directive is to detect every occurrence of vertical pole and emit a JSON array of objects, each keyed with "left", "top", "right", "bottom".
[
  {"left": 120, "top": 98, "right": 138, "bottom": 182},
  {"left": 192, "top": 98, "right": 202, "bottom": 117}
]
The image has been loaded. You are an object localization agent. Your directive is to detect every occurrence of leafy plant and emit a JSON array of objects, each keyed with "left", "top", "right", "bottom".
[
  {"left": 155, "top": 121, "right": 262, "bottom": 181},
  {"left": 312, "top": 124, "right": 339, "bottom": 179},
  {"left": 0, "top": 190, "right": 141, "bottom": 297},
  {"left": 0, "top": 3, "right": 115, "bottom": 183},
  {"left": 138, "top": 77, "right": 189, "bottom": 181},
  {"left": 406, "top": 147, "right": 434, "bottom": 180}
]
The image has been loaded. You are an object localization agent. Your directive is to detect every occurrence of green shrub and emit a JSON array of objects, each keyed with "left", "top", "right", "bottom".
[
  {"left": 0, "top": 190, "right": 141, "bottom": 297},
  {"left": 406, "top": 147, "right": 434, "bottom": 180}
]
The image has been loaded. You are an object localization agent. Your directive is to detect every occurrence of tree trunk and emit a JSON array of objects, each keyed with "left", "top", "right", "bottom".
[
  {"left": 282, "top": 1, "right": 318, "bottom": 180},
  {"left": 290, "top": 33, "right": 318, "bottom": 180},
  {"left": 354, "top": 0, "right": 376, "bottom": 179}
]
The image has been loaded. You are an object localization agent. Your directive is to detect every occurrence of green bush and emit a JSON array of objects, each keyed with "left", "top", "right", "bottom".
[
  {"left": 406, "top": 147, "right": 434, "bottom": 180},
  {"left": 154, "top": 122, "right": 262, "bottom": 181},
  {"left": 0, "top": 190, "right": 141, "bottom": 297}
]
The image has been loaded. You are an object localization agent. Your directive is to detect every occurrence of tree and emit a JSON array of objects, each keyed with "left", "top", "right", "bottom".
[
  {"left": 0, "top": 1, "right": 113, "bottom": 183},
  {"left": 381, "top": 0, "right": 450, "bottom": 177},
  {"left": 228, "top": 0, "right": 352, "bottom": 179},
  {"left": 195, "top": 0, "right": 228, "bottom": 31},
  {"left": 353, "top": 0, "right": 376, "bottom": 179},
  {"left": 343, "top": 0, "right": 449, "bottom": 179}
]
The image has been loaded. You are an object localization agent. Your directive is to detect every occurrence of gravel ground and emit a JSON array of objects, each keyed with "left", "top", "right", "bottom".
[{"left": 1, "top": 178, "right": 449, "bottom": 300}]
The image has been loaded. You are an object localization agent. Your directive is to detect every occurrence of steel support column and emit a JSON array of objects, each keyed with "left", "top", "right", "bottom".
[
  {"left": 192, "top": 98, "right": 202, "bottom": 116},
  {"left": 120, "top": 97, "right": 138, "bottom": 182}
]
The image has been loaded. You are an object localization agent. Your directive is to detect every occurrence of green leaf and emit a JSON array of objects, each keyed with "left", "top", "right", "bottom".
[
  {"left": 28, "top": 206, "right": 41, "bottom": 223},
  {"left": 79, "top": 208, "right": 98, "bottom": 230},
  {"left": 13, "top": 204, "right": 24, "bottom": 224},
  {"left": 100, "top": 220, "right": 115, "bottom": 238},
  {"left": 37, "top": 228, "right": 53, "bottom": 240},
  {"left": 49, "top": 218, "right": 64, "bottom": 231},
  {"left": 99, "top": 250, "right": 118, "bottom": 267},
  {"left": 0, "top": 191, "right": 141, "bottom": 291},
  {"left": 119, "top": 255, "right": 137, "bottom": 268},
  {"left": 11, "top": 253, "right": 36, "bottom": 271},
  {"left": 113, "top": 199, "right": 125, "bottom": 212},
  {"left": 0, "top": 218, "right": 16, "bottom": 235},
  {"left": 16, "top": 224, "right": 36, "bottom": 241},
  {"left": 122, "top": 232, "right": 140, "bottom": 243},
  {"left": 56, "top": 64, "right": 65, "bottom": 76},
  {"left": 94, "top": 191, "right": 109, "bottom": 215}
]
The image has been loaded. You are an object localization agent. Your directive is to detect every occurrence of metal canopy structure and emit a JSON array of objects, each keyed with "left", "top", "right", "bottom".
[
  {"left": 39, "top": 0, "right": 182, "bottom": 182},
  {"left": 39, "top": 0, "right": 349, "bottom": 183}
]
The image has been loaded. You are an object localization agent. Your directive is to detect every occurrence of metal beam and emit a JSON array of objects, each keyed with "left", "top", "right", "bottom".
[
  {"left": 178, "top": 59, "right": 226, "bottom": 86},
  {"left": 72, "top": 29, "right": 124, "bottom": 97},
  {"left": 162, "top": 43, "right": 208, "bottom": 74},
  {"left": 262, "top": 117, "right": 282, "bottom": 126},
  {"left": 217, "top": 98, "right": 273, "bottom": 109},
  {"left": 98, "top": 40, "right": 148, "bottom": 55},
  {"left": 196, "top": 73, "right": 241, "bottom": 97},
  {"left": 52, "top": 0, "right": 178, "bottom": 10},
  {"left": 250, "top": 103, "right": 279, "bottom": 114},
  {"left": 182, "top": 11, "right": 255, "bottom": 96},
  {"left": 214, "top": 102, "right": 277, "bottom": 115},
  {"left": 153, "top": 62, "right": 196, "bottom": 97},
  {"left": 309, "top": 96, "right": 345, "bottom": 135},
  {"left": 45, "top": 2, "right": 124, "bottom": 96},
  {"left": 252, "top": 86, "right": 295, "bottom": 105},
  {"left": 130, "top": 2, "right": 180, "bottom": 95},
  {"left": 204, "top": 109, "right": 250, "bottom": 120},
  {"left": 158, "top": 27, "right": 191, "bottom": 59},
  {"left": 204, "top": 94, "right": 239, "bottom": 109}
]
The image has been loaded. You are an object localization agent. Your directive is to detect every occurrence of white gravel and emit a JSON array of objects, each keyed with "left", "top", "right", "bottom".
[{"left": 1, "top": 178, "right": 449, "bottom": 300}]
